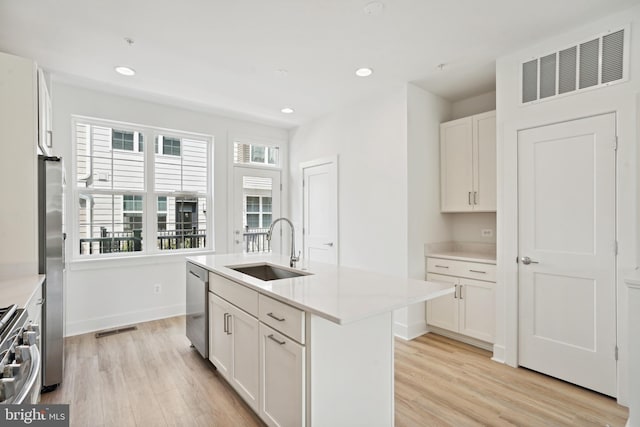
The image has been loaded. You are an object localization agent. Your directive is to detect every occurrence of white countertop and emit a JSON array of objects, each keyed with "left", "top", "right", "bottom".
[
  {"left": 0, "top": 275, "right": 45, "bottom": 308},
  {"left": 187, "top": 253, "right": 454, "bottom": 325},
  {"left": 427, "top": 251, "right": 497, "bottom": 264}
]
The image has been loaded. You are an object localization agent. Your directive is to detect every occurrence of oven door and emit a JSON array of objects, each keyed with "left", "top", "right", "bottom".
[{"left": 13, "top": 344, "right": 41, "bottom": 404}]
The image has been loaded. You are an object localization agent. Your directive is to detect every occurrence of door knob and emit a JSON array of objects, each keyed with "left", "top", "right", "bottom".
[
  {"left": 520, "top": 256, "right": 539, "bottom": 265},
  {"left": 323, "top": 242, "right": 334, "bottom": 247}
]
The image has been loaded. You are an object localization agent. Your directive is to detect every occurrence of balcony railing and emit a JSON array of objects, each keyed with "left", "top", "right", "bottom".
[
  {"left": 79, "top": 227, "right": 206, "bottom": 255},
  {"left": 243, "top": 227, "right": 271, "bottom": 253},
  {"left": 158, "top": 228, "right": 206, "bottom": 250}
]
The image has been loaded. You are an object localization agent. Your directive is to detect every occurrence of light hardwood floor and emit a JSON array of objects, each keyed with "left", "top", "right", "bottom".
[{"left": 41, "top": 316, "right": 628, "bottom": 426}]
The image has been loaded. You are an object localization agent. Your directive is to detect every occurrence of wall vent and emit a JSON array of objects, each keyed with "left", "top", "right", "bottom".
[{"left": 521, "top": 27, "right": 629, "bottom": 104}]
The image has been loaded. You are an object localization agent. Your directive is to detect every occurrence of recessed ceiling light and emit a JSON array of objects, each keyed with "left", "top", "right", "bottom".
[
  {"left": 355, "top": 67, "right": 373, "bottom": 77},
  {"left": 281, "top": 107, "right": 295, "bottom": 114},
  {"left": 115, "top": 66, "right": 136, "bottom": 76}
]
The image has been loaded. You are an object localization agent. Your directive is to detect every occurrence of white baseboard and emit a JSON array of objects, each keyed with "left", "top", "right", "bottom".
[
  {"left": 65, "top": 304, "right": 185, "bottom": 337},
  {"left": 393, "top": 320, "right": 428, "bottom": 341},
  {"left": 491, "top": 344, "right": 506, "bottom": 364},
  {"left": 427, "top": 326, "right": 493, "bottom": 351}
]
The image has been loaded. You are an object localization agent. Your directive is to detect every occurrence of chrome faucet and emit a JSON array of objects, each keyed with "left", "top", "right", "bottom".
[{"left": 267, "top": 217, "right": 300, "bottom": 268}]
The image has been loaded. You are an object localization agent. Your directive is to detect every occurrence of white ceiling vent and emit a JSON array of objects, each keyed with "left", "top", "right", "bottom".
[{"left": 521, "top": 27, "right": 629, "bottom": 104}]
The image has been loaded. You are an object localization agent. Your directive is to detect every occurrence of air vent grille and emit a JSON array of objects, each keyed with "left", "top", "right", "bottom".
[
  {"left": 558, "top": 46, "right": 577, "bottom": 94},
  {"left": 521, "top": 27, "right": 627, "bottom": 104},
  {"left": 540, "top": 53, "right": 557, "bottom": 99},
  {"left": 522, "top": 59, "right": 538, "bottom": 103},
  {"left": 602, "top": 29, "right": 625, "bottom": 83},
  {"left": 579, "top": 39, "right": 599, "bottom": 89}
]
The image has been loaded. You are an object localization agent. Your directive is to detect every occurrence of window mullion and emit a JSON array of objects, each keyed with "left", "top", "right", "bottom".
[{"left": 146, "top": 129, "right": 157, "bottom": 255}]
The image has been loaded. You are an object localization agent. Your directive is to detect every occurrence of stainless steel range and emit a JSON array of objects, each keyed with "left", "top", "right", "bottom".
[{"left": 0, "top": 304, "right": 41, "bottom": 404}]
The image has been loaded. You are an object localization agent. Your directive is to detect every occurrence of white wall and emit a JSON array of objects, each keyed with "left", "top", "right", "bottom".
[
  {"left": 289, "top": 85, "right": 452, "bottom": 338},
  {"left": 496, "top": 4, "right": 640, "bottom": 404},
  {"left": 289, "top": 88, "right": 409, "bottom": 277},
  {"left": 401, "top": 84, "right": 452, "bottom": 338},
  {"left": 53, "top": 82, "right": 288, "bottom": 336},
  {"left": 449, "top": 212, "right": 497, "bottom": 244},
  {"left": 451, "top": 91, "right": 496, "bottom": 120},
  {"left": 0, "top": 52, "right": 38, "bottom": 278}
]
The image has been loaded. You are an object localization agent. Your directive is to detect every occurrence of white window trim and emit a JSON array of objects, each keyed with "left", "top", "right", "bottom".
[{"left": 71, "top": 115, "right": 214, "bottom": 261}]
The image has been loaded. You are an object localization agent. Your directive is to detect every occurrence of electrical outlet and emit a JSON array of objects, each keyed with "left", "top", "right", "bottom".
[
  {"left": 481, "top": 229, "right": 493, "bottom": 237},
  {"left": 153, "top": 283, "right": 162, "bottom": 294}
]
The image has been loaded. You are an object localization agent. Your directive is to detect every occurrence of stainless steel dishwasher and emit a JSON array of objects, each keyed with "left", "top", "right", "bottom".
[{"left": 186, "top": 262, "right": 208, "bottom": 358}]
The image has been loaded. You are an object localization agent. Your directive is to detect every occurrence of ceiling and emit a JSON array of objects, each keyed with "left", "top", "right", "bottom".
[{"left": 1, "top": 0, "right": 638, "bottom": 128}]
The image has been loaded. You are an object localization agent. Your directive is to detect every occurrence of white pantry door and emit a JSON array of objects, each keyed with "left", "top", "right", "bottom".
[
  {"left": 302, "top": 158, "right": 338, "bottom": 264},
  {"left": 518, "top": 113, "right": 617, "bottom": 397}
]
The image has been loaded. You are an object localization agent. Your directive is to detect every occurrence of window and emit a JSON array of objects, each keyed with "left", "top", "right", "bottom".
[
  {"left": 157, "top": 196, "right": 167, "bottom": 231},
  {"left": 74, "top": 118, "right": 211, "bottom": 257},
  {"left": 112, "top": 129, "right": 143, "bottom": 152},
  {"left": 245, "top": 196, "right": 272, "bottom": 229},
  {"left": 155, "top": 135, "right": 181, "bottom": 156},
  {"left": 233, "top": 142, "right": 279, "bottom": 166},
  {"left": 122, "top": 195, "right": 143, "bottom": 233}
]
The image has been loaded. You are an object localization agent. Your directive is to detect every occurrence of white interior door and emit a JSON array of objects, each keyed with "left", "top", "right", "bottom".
[
  {"left": 517, "top": 113, "right": 617, "bottom": 397},
  {"left": 233, "top": 167, "right": 281, "bottom": 254},
  {"left": 302, "top": 158, "right": 338, "bottom": 264}
]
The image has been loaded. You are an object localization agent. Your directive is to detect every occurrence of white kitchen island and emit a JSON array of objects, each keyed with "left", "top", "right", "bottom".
[{"left": 187, "top": 253, "right": 453, "bottom": 427}]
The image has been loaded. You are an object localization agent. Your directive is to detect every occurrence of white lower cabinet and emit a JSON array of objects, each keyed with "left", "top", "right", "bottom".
[
  {"left": 259, "top": 323, "right": 305, "bottom": 427},
  {"left": 207, "top": 271, "right": 393, "bottom": 426},
  {"left": 426, "top": 257, "right": 496, "bottom": 344},
  {"left": 208, "top": 292, "right": 260, "bottom": 411}
]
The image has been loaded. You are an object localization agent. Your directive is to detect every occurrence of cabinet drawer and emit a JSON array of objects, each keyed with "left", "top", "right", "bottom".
[
  {"left": 456, "top": 261, "right": 496, "bottom": 282},
  {"left": 209, "top": 272, "right": 258, "bottom": 317},
  {"left": 259, "top": 295, "right": 305, "bottom": 345},
  {"left": 426, "top": 258, "right": 459, "bottom": 275},
  {"left": 427, "top": 257, "right": 496, "bottom": 282}
]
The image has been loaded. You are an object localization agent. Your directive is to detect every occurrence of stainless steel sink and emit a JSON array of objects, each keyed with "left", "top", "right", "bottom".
[{"left": 227, "top": 263, "right": 312, "bottom": 281}]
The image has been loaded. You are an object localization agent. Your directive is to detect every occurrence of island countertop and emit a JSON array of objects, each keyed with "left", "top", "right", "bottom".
[{"left": 187, "top": 253, "right": 454, "bottom": 325}]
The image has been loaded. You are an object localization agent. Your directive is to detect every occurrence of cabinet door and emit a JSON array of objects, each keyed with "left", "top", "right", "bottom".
[
  {"left": 458, "top": 278, "right": 495, "bottom": 343},
  {"left": 472, "top": 111, "right": 496, "bottom": 211},
  {"left": 209, "top": 293, "right": 232, "bottom": 378},
  {"left": 259, "top": 323, "right": 305, "bottom": 427},
  {"left": 426, "top": 273, "right": 459, "bottom": 332},
  {"left": 228, "top": 304, "right": 260, "bottom": 411},
  {"left": 440, "top": 117, "right": 474, "bottom": 212}
]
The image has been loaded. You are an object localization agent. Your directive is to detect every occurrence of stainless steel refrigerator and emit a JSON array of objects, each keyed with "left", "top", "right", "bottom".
[{"left": 38, "top": 155, "right": 65, "bottom": 392}]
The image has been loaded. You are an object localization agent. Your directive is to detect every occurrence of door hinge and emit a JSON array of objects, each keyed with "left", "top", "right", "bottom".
[
  {"left": 614, "top": 240, "right": 618, "bottom": 255},
  {"left": 613, "top": 136, "right": 618, "bottom": 150},
  {"left": 280, "top": 183, "right": 283, "bottom": 191},
  {"left": 615, "top": 346, "right": 619, "bottom": 361},
  {"left": 302, "top": 179, "right": 305, "bottom": 187}
]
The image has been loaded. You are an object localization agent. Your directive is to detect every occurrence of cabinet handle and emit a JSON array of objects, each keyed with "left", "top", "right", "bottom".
[
  {"left": 222, "top": 313, "right": 227, "bottom": 333},
  {"left": 469, "top": 270, "right": 487, "bottom": 274},
  {"left": 474, "top": 191, "right": 478, "bottom": 205},
  {"left": 468, "top": 192, "right": 472, "bottom": 205},
  {"left": 454, "top": 284, "right": 458, "bottom": 299},
  {"left": 459, "top": 285, "right": 464, "bottom": 300},
  {"left": 224, "top": 313, "right": 232, "bottom": 335},
  {"left": 434, "top": 265, "right": 449, "bottom": 269},
  {"left": 267, "top": 312, "right": 285, "bottom": 322},
  {"left": 268, "top": 334, "right": 286, "bottom": 345}
]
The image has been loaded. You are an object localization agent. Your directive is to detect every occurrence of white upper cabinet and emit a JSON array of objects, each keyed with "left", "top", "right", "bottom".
[{"left": 440, "top": 110, "right": 496, "bottom": 212}]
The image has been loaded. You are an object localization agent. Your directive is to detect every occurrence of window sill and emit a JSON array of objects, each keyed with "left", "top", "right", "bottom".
[{"left": 69, "top": 249, "right": 216, "bottom": 271}]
